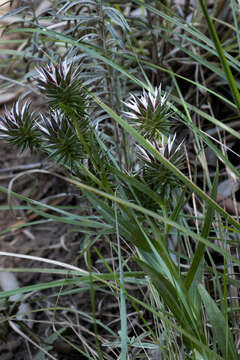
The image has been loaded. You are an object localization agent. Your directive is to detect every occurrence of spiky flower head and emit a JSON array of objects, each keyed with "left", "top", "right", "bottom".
[
  {"left": 0, "top": 99, "right": 40, "bottom": 152},
  {"left": 124, "top": 86, "right": 174, "bottom": 140},
  {"left": 137, "top": 134, "right": 185, "bottom": 200},
  {"left": 35, "top": 59, "right": 87, "bottom": 120},
  {"left": 37, "top": 111, "right": 85, "bottom": 167}
]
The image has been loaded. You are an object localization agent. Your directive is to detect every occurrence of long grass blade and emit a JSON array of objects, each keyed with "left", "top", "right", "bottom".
[
  {"left": 198, "top": 0, "right": 240, "bottom": 111},
  {"left": 185, "top": 165, "right": 219, "bottom": 290}
]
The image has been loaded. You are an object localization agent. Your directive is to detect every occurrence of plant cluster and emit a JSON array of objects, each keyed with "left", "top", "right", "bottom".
[{"left": 0, "top": 59, "right": 183, "bottom": 202}]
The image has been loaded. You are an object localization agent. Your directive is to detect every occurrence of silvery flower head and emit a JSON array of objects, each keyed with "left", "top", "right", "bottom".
[
  {"left": 124, "top": 86, "right": 174, "bottom": 140},
  {"left": 35, "top": 59, "right": 87, "bottom": 119},
  {"left": 0, "top": 99, "right": 40, "bottom": 151},
  {"left": 37, "top": 111, "right": 85, "bottom": 167},
  {"left": 137, "top": 134, "right": 185, "bottom": 200}
]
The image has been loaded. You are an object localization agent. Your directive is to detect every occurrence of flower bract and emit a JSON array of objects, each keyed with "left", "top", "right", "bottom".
[
  {"left": 35, "top": 60, "right": 87, "bottom": 122},
  {"left": 0, "top": 99, "right": 40, "bottom": 151},
  {"left": 137, "top": 134, "right": 185, "bottom": 200},
  {"left": 37, "top": 111, "right": 86, "bottom": 167},
  {"left": 124, "top": 86, "right": 174, "bottom": 140}
]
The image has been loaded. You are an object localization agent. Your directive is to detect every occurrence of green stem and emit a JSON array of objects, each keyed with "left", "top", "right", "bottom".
[
  {"left": 72, "top": 115, "right": 98, "bottom": 170},
  {"left": 162, "top": 203, "right": 169, "bottom": 246},
  {"left": 198, "top": 0, "right": 240, "bottom": 112},
  {"left": 87, "top": 243, "right": 103, "bottom": 359},
  {"left": 75, "top": 163, "right": 102, "bottom": 187}
]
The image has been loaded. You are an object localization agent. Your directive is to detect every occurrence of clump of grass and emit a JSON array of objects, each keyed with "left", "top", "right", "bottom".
[{"left": 0, "top": 1, "right": 240, "bottom": 359}]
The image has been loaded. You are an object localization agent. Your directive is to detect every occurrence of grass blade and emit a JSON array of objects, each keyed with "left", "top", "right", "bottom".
[
  {"left": 185, "top": 165, "right": 219, "bottom": 290},
  {"left": 198, "top": 284, "right": 238, "bottom": 359},
  {"left": 198, "top": 0, "right": 240, "bottom": 111}
]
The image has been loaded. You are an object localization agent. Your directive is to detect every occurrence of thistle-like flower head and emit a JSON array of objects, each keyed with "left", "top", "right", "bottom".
[
  {"left": 0, "top": 99, "right": 40, "bottom": 151},
  {"left": 124, "top": 86, "right": 174, "bottom": 140},
  {"left": 37, "top": 111, "right": 85, "bottom": 167},
  {"left": 137, "top": 134, "right": 185, "bottom": 200},
  {"left": 35, "top": 59, "right": 87, "bottom": 119}
]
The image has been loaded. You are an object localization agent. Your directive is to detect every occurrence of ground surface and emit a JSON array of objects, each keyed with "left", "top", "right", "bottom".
[{"left": 0, "top": 142, "right": 79, "bottom": 358}]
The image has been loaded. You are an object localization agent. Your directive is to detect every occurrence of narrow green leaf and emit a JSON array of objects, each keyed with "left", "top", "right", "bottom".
[
  {"left": 136, "top": 259, "right": 185, "bottom": 323},
  {"left": 230, "top": 0, "right": 240, "bottom": 54},
  {"left": 186, "top": 165, "right": 219, "bottom": 290},
  {"left": 198, "top": 0, "right": 240, "bottom": 111},
  {"left": 115, "top": 205, "right": 128, "bottom": 360},
  {"left": 111, "top": 167, "right": 164, "bottom": 207},
  {"left": 198, "top": 284, "right": 238, "bottom": 359},
  {"left": 136, "top": 258, "right": 207, "bottom": 354}
]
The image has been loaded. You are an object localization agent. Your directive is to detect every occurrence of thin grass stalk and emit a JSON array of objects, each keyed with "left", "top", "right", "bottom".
[
  {"left": 115, "top": 202, "right": 128, "bottom": 359},
  {"left": 87, "top": 243, "right": 103, "bottom": 359},
  {"left": 198, "top": 0, "right": 240, "bottom": 111},
  {"left": 185, "top": 165, "right": 219, "bottom": 290}
]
